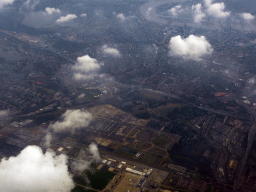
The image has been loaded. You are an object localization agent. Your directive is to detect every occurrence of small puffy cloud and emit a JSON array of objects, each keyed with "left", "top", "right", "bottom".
[
  {"left": 43, "top": 133, "right": 52, "bottom": 148},
  {"left": 241, "top": 13, "right": 255, "bottom": 21},
  {"left": 248, "top": 78, "right": 256, "bottom": 85},
  {"left": 72, "top": 158, "right": 91, "bottom": 173},
  {"left": 74, "top": 55, "right": 101, "bottom": 72},
  {"left": 0, "top": 110, "right": 9, "bottom": 119},
  {"left": 204, "top": 0, "right": 230, "bottom": 19},
  {"left": 72, "top": 143, "right": 100, "bottom": 173},
  {"left": 49, "top": 109, "right": 93, "bottom": 133},
  {"left": 169, "top": 35, "right": 213, "bottom": 61},
  {"left": 0, "top": 0, "right": 15, "bottom": 9},
  {"left": 78, "top": 93, "right": 85, "bottom": 99},
  {"left": 0, "top": 145, "right": 74, "bottom": 192},
  {"left": 45, "top": 7, "right": 61, "bottom": 15},
  {"left": 146, "top": 7, "right": 152, "bottom": 19},
  {"left": 168, "top": 5, "right": 184, "bottom": 16},
  {"left": 192, "top": 3, "right": 206, "bottom": 23},
  {"left": 102, "top": 44, "right": 121, "bottom": 57},
  {"left": 73, "top": 55, "right": 101, "bottom": 80},
  {"left": 117, "top": 13, "right": 125, "bottom": 21},
  {"left": 89, "top": 143, "right": 100, "bottom": 162},
  {"left": 80, "top": 13, "right": 87, "bottom": 17},
  {"left": 56, "top": 14, "right": 77, "bottom": 23},
  {"left": 74, "top": 73, "right": 97, "bottom": 80},
  {"left": 22, "top": 0, "right": 39, "bottom": 11}
]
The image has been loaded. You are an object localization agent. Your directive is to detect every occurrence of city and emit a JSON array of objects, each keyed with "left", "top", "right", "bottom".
[{"left": 0, "top": 0, "right": 256, "bottom": 191}]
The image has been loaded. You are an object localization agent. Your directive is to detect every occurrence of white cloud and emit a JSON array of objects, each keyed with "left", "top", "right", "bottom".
[
  {"left": 102, "top": 44, "right": 121, "bottom": 57},
  {"left": 89, "top": 143, "right": 100, "bottom": 162},
  {"left": 49, "top": 109, "right": 93, "bottom": 133},
  {"left": 0, "top": 110, "right": 9, "bottom": 119},
  {"left": 117, "top": 13, "right": 125, "bottom": 21},
  {"left": 204, "top": 0, "right": 230, "bottom": 19},
  {"left": 74, "top": 73, "right": 97, "bottom": 80},
  {"left": 0, "top": 0, "right": 15, "bottom": 9},
  {"left": 0, "top": 145, "right": 74, "bottom": 192},
  {"left": 78, "top": 93, "right": 85, "bottom": 99},
  {"left": 72, "top": 144, "right": 100, "bottom": 173},
  {"left": 169, "top": 35, "right": 213, "bottom": 61},
  {"left": 73, "top": 55, "right": 101, "bottom": 80},
  {"left": 74, "top": 55, "right": 100, "bottom": 72},
  {"left": 45, "top": 7, "right": 61, "bottom": 15},
  {"left": 241, "top": 13, "right": 255, "bottom": 21},
  {"left": 72, "top": 158, "right": 91, "bottom": 173},
  {"left": 248, "top": 78, "right": 256, "bottom": 85},
  {"left": 80, "top": 13, "right": 87, "bottom": 17},
  {"left": 56, "top": 14, "right": 77, "bottom": 23},
  {"left": 146, "top": 7, "right": 152, "bottom": 19},
  {"left": 43, "top": 133, "right": 52, "bottom": 148},
  {"left": 22, "top": 0, "right": 39, "bottom": 11},
  {"left": 192, "top": 3, "right": 206, "bottom": 23},
  {"left": 168, "top": 5, "right": 183, "bottom": 16}
]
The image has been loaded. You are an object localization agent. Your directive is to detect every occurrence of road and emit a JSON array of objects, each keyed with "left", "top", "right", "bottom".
[
  {"left": 0, "top": 30, "right": 76, "bottom": 64},
  {"left": 234, "top": 101, "right": 256, "bottom": 191},
  {"left": 75, "top": 183, "right": 100, "bottom": 192}
]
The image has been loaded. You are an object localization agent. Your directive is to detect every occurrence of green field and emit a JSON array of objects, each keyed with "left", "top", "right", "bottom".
[
  {"left": 74, "top": 169, "right": 115, "bottom": 191},
  {"left": 71, "top": 186, "right": 95, "bottom": 192},
  {"left": 87, "top": 170, "right": 116, "bottom": 190},
  {"left": 153, "top": 135, "right": 168, "bottom": 147}
]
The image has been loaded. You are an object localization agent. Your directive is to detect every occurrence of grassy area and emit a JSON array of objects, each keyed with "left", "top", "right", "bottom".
[
  {"left": 153, "top": 103, "right": 185, "bottom": 117},
  {"left": 193, "top": 173, "right": 202, "bottom": 181},
  {"left": 153, "top": 135, "right": 168, "bottom": 147},
  {"left": 138, "top": 152, "right": 163, "bottom": 166},
  {"left": 71, "top": 186, "right": 95, "bottom": 192},
  {"left": 205, "top": 184, "right": 213, "bottom": 192},
  {"left": 87, "top": 170, "right": 115, "bottom": 190},
  {"left": 136, "top": 142, "right": 151, "bottom": 150},
  {"left": 116, "top": 145, "right": 138, "bottom": 155},
  {"left": 160, "top": 185, "right": 188, "bottom": 192},
  {"left": 74, "top": 169, "right": 115, "bottom": 191}
]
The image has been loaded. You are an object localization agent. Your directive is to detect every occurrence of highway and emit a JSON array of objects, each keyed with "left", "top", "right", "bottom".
[{"left": 234, "top": 101, "right": 256, "bottom": 191}]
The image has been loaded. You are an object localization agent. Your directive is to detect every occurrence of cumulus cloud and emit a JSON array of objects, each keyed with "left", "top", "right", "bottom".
[
  {"left": 248, "top": 78, "right": 256, "bottom": 85},
  {"left": 89, "top": 143, "right": 100, "bottom": 162},
  {"left": 192, "top": 4, "right": 206, "bottom": 23},
  {"left": 43, "top": 133, "right": 52, "bottom": 148},
  {"left": 49, "top": 109, "right": 93, "bottom": 133},
  {"left": 56, "top": 14, "right": 77, "bottom": 23},
  {"left": 80, "top": 13, "right": 87, "bottom": 17},
  {"left": 45, "top": 7, "right": 61, "bottom": 15},
  {"left": 72, "top": 158, "right": 91, "bottom": 173},
  {"left": 0, "top": 110, "right": 9, "bottom": 119},
  {"left": 117, "top": 13, "right": 125, "bottom": 21},
  {"left": 73, "top": 55, "right": 101, "bottom": 80},
  {"left": 204, "top": 0, "right": 230, "bottom": 19},
  {"left": 146, "top": 7, "right": 152, "bottom": 19},
  {"left": 78, "top": 93, "right": 85, "bottom": 99},
  {"left": 72, "top": 144, "right": 100, "bottom": 173},
  {"left": 102, "top": 44, "right": 121, "bottom": 57},
  {"left": 0, "top": 145, "right": 74, "bottom": 192},
  {"left": 22, "top": 0, "right": 39, "bottom": 11},
  {"left": 0, "top": 0, "right": 15, "bottom": 9},
  {"left": 241, "top": 13, "right": 255, "bottom": 21},
  {"left": 169, "top": 35, "right": 213, "bottom": 61},
  {"left": 168, "top": 5, "right": 184, "bottom": 16}
]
